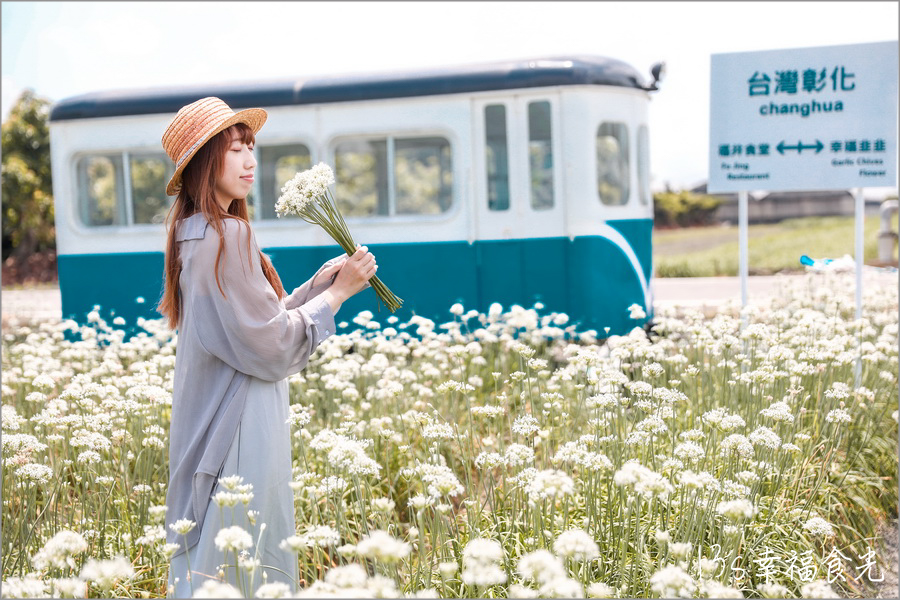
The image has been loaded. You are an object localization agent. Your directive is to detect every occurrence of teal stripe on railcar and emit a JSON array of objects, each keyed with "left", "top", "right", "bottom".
[
  {"left": 58, "top": 233, "right": 650, "bottom": 339},
  {"left": 570, "top": 236, "right": 648, "bottom": 334},
  {"left": 606, "top": 218, "right": 654, "bottom": 285},
  {"left": 58, "top": 252, "right": 166, "bottom": 324},
  {"left": 475, "top": 238, "right": 569, "bottom": 313}
]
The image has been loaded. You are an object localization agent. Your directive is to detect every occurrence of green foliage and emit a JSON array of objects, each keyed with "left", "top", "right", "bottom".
[
  {"left": 2, "top": 89, "right": 55, "bottom": 262},
  {"left": 653, "top": 190, "right": 723, "bottom": 228}
]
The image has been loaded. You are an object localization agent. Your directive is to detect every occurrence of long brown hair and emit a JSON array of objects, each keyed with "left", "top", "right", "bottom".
[{"left": 157, "top": 123, "right": 285, "bottom": 330}]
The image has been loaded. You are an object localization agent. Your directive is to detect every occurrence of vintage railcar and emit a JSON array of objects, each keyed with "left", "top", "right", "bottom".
[{"left": 48, "top": 55, "right": 662, "bottom": 335}]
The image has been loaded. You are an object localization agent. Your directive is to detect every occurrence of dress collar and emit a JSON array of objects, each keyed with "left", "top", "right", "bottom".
[{"left": 175, "top": 212, "right": 209, "bottom": 241}]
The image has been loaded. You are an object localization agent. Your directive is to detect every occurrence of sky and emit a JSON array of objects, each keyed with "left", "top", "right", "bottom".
[{"left": 2, "top": 1, "right": 898, "bottom": 192}]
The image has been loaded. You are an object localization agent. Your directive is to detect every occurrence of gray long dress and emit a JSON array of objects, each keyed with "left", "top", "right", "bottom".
[
  {"left": 168, "top": 376, "right": 297, "bottom": 596},
  {"left": 165, "top": 212, "right": 347, "bottom": 597}
]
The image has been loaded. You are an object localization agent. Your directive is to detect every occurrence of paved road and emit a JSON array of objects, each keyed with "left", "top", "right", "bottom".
[
  {"left": 653, "top": 270, "right": 898, "bottom": 308},
  {"left": 654, "top": 274, "right": 789, "bottom": 308},
  {"left": 2, "top": 286, "right": 64, "bottom": 325},
  {"left": 2, "top": 271, "right": 897, "bottom": 325}
]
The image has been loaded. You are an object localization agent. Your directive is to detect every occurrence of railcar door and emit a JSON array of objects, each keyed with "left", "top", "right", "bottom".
[{"left": 471, "top": 93, "right": 568, "bottom": 315}]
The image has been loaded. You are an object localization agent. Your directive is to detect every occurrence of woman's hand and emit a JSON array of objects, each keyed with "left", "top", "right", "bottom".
[
  {"left": 321, "top": 245, "right": 377, "bottom": 315},
  {"left": 312, "top": 259, "right": 345, "bottom": 288},
  {"left": 333, "top": 245, "right": 376, "bottom": 297}
]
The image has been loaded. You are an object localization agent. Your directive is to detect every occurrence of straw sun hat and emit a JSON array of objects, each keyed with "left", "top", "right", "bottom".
[{"left": 162, "top": 97, "right": 267, "bottom": 196}]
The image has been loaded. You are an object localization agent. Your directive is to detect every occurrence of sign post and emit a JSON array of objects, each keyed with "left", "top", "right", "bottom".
[
  {"left": 739, "top": 190, "right": 748, "bottom": 308},
  {"left": 854, "top": 186, "right": 864, "bottom": 385},
  {"left": 708, "top": 41, "right": 898, "bottom": 387}
]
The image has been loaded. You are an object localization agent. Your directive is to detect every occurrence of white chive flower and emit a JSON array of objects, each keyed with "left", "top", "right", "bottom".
[
  {"left": 699, "top": 580, "right": 744, "bottom": 598},
  {"left": 79, "top": 556, "right": 135, "bottom": 591},
  {"left": 748, "top": 426, "right": 781, "bottom": 450},
  {"left": 31, "top": 529, "right": 88, "bottom": 570},
  {"left": 474, "top": 451, "right": 506, "bottom": 469},
  {"left": 214, "top": 525, "right": 253, "bottom": 552},
  {"left": 170, "top": 519, "right": 196, "bottom": 535},
  {"left": 614, "top": 461, "right": 674, "bottom": 499},
  {"left": 422, "top": 422, "right": 455, "bottom": 440},
  {"left": 719, "top": 434, "right": 754, "bottom": 460},
  {"left": 516, "top": 549, "right": 565, "bottom": 584},
  {"left": 758, "top": 582, "right": 790, "bottom": 598},
  {"left": 512, "top": 415, "right": 541, "bottom": 436},
  {"left": 504, "top": 444, "right": 535, "bottom": 467},
  {"left": 324, "top": 563, "right": 368, "bottom": 588},
  {"left": 673, "top": 441, "right": 705, "bottom": 462},
  {"left": 759, "top": 400, "right": 795, "bottom": 423},
  {"left": 800, "top": 579, "right": 837, "bottom": 598},
  {"left": 587, "top": 582, "right": 616, "bottom": 598},
  {"left": 275, "top": 162, "right": 334, "bottom": 217},
  {"left": 254, "top": 582, "right": 293, "bottom": 598},
  {"left": 825, "top": 408, "right": 852, "bottom": 424},
  {"left": 716, "top": 498, "right": 758, "bottom": 521},
  {"left": 192, "top": 580, "right": 243, "bottom": 598},
  {"left": 649, "top": 564, "right": 696, "bottom": 598},
  {"left": 524, "top": 469, "right": 575, "bottom": 502},
  {"left": 461, "top": 538, "right": 506, "bottom": 587},
  {"left": 552, "top": 529, "right": 600, "bottom": 561},
  {"left": 628, "top": 303, "right": 647, "bottom": 320},
  {"left": 669, "top": 542, "right": 692, "bottom": 560},
  {"left": 355, "top": 529, "right": 411, "bottom": 563},
  {"left": 538, "top": 577, "right": 584, "bottom": 598},
  {"left": 303, "top": 524, "right": 340, "bottom": 548},
  {"left": 802, "top": 516, "right": 836, "bottom": 537}
]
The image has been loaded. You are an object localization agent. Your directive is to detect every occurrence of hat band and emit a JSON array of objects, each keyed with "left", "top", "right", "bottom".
[{"left": 175, "top": 132, "right": 211, "bottom": 170}]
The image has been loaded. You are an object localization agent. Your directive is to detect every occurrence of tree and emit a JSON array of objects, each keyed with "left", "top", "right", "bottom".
[
  {"left": 653, "top": 189, "right": 723, "bottom": 228},
  {"left": 2, "top": 89, "right": 55, "bottom": 265}
]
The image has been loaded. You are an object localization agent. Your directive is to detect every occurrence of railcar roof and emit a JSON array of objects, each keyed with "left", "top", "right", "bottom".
[{"left": 49, "top": 55, "right": 647, "bottom": 122}]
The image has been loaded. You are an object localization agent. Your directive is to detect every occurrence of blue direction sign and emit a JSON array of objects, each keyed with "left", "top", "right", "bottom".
[{"left": 708, "top": 41, "right": 897, "bottom": 193}]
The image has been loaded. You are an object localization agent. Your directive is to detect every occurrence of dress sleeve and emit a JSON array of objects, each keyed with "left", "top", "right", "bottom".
[
  {"left": 283, "top": 251, "right": 372, "bottom": 310},
  {"left": 192, "top": 219, "right": 336, "bottom": 382},
  {"left": 283, "top": 253, "right": 345, "bottom": 310}
]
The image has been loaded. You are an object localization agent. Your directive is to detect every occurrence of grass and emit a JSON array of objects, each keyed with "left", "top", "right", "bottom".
[{"left": 654, "top": 215, "right": 899, "bottom": 278}]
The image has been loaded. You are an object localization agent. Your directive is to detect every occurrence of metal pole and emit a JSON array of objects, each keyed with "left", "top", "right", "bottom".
[
  {"left": 854, "top": 187, "right": 864, "bottom": 388},
  {"left": 739, "top": 190, "right": 749, "bottom": 310}
]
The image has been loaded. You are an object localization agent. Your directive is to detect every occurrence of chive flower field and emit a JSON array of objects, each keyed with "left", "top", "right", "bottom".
[{"left": 2, "top": 272, "right": 897, "bottom": 598}]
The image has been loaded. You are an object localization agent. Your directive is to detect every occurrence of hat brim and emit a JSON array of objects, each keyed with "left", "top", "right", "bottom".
[{"left": 166, "top": 107, "right": 267, "bottom": 196}]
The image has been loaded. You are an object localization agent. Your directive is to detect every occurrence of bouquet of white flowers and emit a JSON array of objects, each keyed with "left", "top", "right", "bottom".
[{"left": 275, "top": 163, "right": 403, "bottom": 313}]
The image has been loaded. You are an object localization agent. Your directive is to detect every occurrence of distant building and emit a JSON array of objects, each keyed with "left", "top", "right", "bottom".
[{"left": 690, "top": 183, "right": 881, "bottom": 223}]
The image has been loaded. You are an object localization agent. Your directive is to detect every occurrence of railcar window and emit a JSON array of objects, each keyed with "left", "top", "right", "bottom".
[
  {"left": 395, "top": 137, "right": 452, "bottom": 215},
  {"left": 637, "top": 125, "right": 650, "bottom": 205},
  {"left": 484, "top": 104, "right": 510, "bottom": 211},
  {"left": 596, "top": 122, "right": 630, "bottom": 206},
  {"left": 335, "top": 139, "right": 388, "bottom": 217},
  {"left": 334, "top": 135, "right": 453, "bottom": 217},
  {"left": 77, "top": 155, "right": 126, "bottom": 226},
  {"left": 259, "top": 144, "right": 312, "bottom": 220},
  {"left": 130, "top": 154, "right": 173, "bottom": 224},
  {"left": 528, "top": 101, "right": 554, "bottom": 210}
]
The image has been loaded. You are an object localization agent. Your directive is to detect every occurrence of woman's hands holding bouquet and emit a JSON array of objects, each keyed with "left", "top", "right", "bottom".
[
  {"left": 319, "top": 246, "right": 377, "bottom": 315},
  {"left": 333, "top": 245, "right": 377, "bottom": 299},
  {"left": 277, "top": 163, "right": 402, "bottom": 313}
]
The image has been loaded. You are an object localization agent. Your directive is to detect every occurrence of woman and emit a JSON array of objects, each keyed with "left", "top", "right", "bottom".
[{"left": 157, "top": 97, "right": 375, "bottom": 597}]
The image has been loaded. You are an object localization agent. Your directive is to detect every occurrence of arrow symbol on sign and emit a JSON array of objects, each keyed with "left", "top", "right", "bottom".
[{"left": 777, "top": 140, "right": 824, "bottom": 154}]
